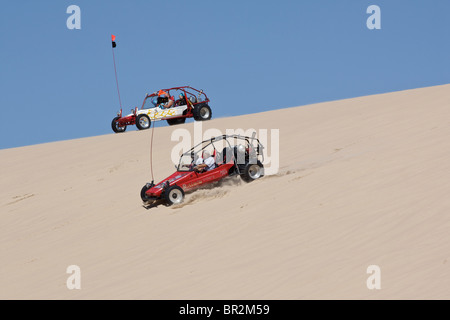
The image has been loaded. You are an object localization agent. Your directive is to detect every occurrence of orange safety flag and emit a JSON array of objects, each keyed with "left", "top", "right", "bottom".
[{"left": 112, "top": 35, "right": 117, "bottom": 48}]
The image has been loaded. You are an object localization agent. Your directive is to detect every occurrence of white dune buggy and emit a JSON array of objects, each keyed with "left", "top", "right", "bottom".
[{"left": 111, "top": 86, "right": 212, "bottom": 133}]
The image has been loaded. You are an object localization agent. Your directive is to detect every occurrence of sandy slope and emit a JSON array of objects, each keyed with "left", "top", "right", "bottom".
[{"left": 1, "top": 84, "right": 450, "bottom": 299}]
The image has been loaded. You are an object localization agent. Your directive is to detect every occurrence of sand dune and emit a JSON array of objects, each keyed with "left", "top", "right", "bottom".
[{"left": 1, "top": 84, "right": 450, "bottom": 299}]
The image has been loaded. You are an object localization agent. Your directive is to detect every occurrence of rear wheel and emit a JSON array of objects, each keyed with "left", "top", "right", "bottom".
[
  {"left": 167, "top": 118, "right": 186, "bottom": 126},
  {"left": 136, "top": 114, "right": 151, "bottom": 130},
  {"left": 240, "top": 161, "right": 264, "bottom": 183},
  {"left": 111, "top": 117, "right": 126, "bottom": 133},
  {"left": 193, "top": 103, "right": 212, "bottom": 121},
  {"left": 164, "top": 185, "right": 185, "bottom": 205}
]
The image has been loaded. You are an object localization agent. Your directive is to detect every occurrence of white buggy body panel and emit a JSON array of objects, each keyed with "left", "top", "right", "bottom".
[{"left": 127, "top": 105, "right": 188, "bottom": 121}]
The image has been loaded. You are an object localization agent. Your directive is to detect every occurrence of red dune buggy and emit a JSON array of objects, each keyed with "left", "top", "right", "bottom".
[
  {"left": 141, "top": 134, "right": 265, "bottom": 206},
  {"left": 111, "top": 86, "right": 212, "bottom": 133}
]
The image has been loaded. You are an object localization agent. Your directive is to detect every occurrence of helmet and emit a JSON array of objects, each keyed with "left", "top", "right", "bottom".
[
  {"left": 189, "top": 96, "right": 197, "bottom": 103},
  {"left": 151, "top": 97, "right": 158, "bottom": 106},
  {"left": 236, "top": 144, "right": 245, "bottom": 154}
]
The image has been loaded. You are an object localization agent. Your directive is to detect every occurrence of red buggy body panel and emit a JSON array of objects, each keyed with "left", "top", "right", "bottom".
[{"left": 145, "top": 161, "right": 234, "bottom": 199}]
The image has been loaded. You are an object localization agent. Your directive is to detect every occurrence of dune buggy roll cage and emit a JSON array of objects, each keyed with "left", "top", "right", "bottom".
[{"left": 177, "top": 134, "right": 265, "bottom": 173}]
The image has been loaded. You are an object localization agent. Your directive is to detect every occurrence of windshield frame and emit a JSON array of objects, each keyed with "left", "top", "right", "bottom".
[
  {"left": 141, "top": 95, "right": 158, "bottom": 110},
  {"left": 176, "top": 140, "right": 218, "bottom": 172}
]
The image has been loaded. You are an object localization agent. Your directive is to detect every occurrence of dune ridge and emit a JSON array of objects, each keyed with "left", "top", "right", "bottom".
[{"left": 1, "top": 84, "right": 449, "bottom": 299}]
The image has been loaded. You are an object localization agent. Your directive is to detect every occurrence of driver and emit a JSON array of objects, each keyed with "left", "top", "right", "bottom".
[
  {"left": 157, "top": 90, "right": 174, "bottom": 109},
  {"left": 194, "top": 151, "right": 215, "bottom": 173}
]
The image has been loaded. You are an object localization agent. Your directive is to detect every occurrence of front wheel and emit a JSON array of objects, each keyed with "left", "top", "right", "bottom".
[
  {"left": 111, "top": 117, "right": 126, "bottom": 133},
  {"left": 164, "top": 185, "right": 185, "bottom": 205},
  {"left": 136, "top": 114, "right": 151, "bottom": 130},
  {"left": 193, "top": 103, "right": 212, "bottom": 121},
  {"left": 141, "top": 184, "right": 153, "bottom": 202},
  {"left": 240, "top": 161, "right": 264, "bottom": 183}
]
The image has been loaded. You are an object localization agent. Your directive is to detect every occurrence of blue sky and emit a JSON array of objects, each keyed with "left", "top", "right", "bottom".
[{"left": 0, "top": 0, "right": 449, "bottom": 149}]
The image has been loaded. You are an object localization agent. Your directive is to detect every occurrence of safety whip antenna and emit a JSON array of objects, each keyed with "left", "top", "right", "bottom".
[{"left": 111, "top": 35, "right": 122, "bottom": 109}]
